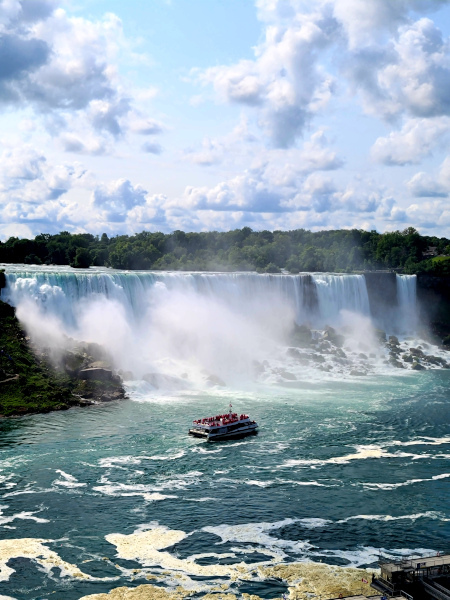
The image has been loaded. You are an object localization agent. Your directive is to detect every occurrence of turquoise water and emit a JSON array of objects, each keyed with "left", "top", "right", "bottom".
[{"left": 1, "top": 372, "right": 450, "bottom": 599}]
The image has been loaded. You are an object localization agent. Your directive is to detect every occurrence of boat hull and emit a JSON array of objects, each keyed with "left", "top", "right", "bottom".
[{"left": 189, "top": 425, "right": 258, "bottom": 442}]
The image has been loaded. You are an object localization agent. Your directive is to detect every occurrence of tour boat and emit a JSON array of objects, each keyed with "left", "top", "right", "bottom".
[{"left": 188, "top": 403, "right": 258, "bottom": 442}]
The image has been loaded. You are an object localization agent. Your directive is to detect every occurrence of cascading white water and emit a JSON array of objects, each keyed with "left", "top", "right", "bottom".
[
  {"left": 313, "top": 274, "right": 370, "bottom": 326},
  {"left": 396, "top": 274, "right": 417, "bottom": 334},
  {"left": 1, "top": 267, "right": 368, "bottom": 330},
  {"left": 0, "top": 265, "right": 428, "bottom": 387}
]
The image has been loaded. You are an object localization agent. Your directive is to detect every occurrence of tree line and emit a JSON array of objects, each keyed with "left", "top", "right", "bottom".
[{"left": 1, "top": 227, "right": 450, "bottom": 275}]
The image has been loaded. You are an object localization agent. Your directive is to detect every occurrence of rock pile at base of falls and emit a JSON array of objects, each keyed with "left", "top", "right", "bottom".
[
  {"left": 34, "top": 337, "right": 126, "bottom": 404},
  {"left": 280, "top": 321, "right": 450, "bottom": 380}
]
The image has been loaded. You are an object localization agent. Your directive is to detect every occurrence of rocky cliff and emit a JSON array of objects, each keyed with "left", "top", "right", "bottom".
[{"left": 0, "top": 300, "right": 126, "bottom": 417}]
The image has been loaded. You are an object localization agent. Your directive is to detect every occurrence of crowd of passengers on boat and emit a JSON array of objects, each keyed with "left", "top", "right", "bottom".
[{"left": 193, "top": 413, "right": 250, "bottom": 427}]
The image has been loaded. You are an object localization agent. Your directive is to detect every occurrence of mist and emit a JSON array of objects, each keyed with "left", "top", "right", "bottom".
[{"left": 3, "top": 267, "right": 445, "bottom": 390}]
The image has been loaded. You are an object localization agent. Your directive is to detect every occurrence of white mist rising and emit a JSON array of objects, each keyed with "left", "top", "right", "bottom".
[{"left": 2, "top": 267, "right": 439, "bottom": 390}]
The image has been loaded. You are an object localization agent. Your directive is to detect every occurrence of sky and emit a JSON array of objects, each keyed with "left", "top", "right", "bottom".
[{"left": 1, "top": 0, "right": 450, "bottom": 240}]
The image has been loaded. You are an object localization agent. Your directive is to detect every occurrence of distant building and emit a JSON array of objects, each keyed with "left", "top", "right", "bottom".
[{"left": 423, "top": 246, "right": 438, "bottom": 258}]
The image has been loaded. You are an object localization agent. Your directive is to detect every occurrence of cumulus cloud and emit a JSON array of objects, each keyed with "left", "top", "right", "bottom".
[
  {"left": 92, "top": 179, "right": 148, "bottom": 222},
  {"left": 371, "top": 117, "right": 450, "bottom": 165},
  {"left": 347, "top": 18, "right": 450, "bottom": 121},
  {"left": 332, "top": 0, "right": 448, "bottom": 48},
  {"left": 198, "top": 3, "right": 337, "bottom": 147},
  {"left": 0, "top": 1, "right": 163, "bottom": 154},
  {"left": 197, "top": 0, "right": 450, "bottom": 155},
  {"left": 408, "top": 155, "right": 450, "bottom": 197},
  {"left": 0, "top": 144, "right": 92, "bottom": 234}
]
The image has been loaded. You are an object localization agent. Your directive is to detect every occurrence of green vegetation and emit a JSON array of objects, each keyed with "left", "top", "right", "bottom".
[
  {"left": 0, "top": 227, "right": 449, "bottom": 274},
  {"left": 0, "top": 301, "right": 77, "bottom": 416},
  {"left": 0, "top": 301, "right": 125, "bottom": 417}
]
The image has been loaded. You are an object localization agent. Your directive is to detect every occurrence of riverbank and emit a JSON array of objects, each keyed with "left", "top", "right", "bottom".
[{"left": 0, "top": 300, "right": 126, "bottom": 417}]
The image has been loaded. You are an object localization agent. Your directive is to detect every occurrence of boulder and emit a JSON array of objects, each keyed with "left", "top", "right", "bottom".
[
  {"left": 411, "top": 361, "right": 426, "bottom": 371},
  {"left": 402, "top": 354, "right": 413, "bottom": 363},
  {"left": 311, "top": 354, "right": 326, "bottom": 364},
  {"left": 389, "top": 357, "right": 404, "bottom": 368},
  {"left": 358, "top": 353, "right": 368, "bottom": 360},
  {"left": 287, "top": 348, "right": 310, "bottom": 365},
  {"left": 410, "top": 347, "right": 425, "bottom": 358},
  {"left": 322, "top": 327, "right": 345, "bottom": 348},
  {"left": 87, "top": 360, "right": 111, "bottom": 369},
  {"left": 278, "top": 369, "right": 297, "bottom": 380},
  {"left": 388, "top": 335, "right": 400, "bottom": 345},
  {"left": 79, "top": 368, "right": 113, "bottom": 381},
  {"left": 291, "top": 324, "right": 313, "bottom": 347},
  {"left": 374, "top": 329, "right": 387, "bottom": 342},
  {"left": 350, "top": 369, "right": 366, "bottom": 376},
  {"left": 425, "top": 355, "right": 441, "bottom": 365}
]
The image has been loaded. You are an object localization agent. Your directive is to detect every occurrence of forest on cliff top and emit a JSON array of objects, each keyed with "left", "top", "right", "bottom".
[{"left": 1, "top": 227, "right": 450, "bottom": 274}]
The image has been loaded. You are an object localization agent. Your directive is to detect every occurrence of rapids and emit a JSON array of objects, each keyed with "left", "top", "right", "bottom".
[{"left": 0, "top": 266, "right": 449, "bottom": 600}]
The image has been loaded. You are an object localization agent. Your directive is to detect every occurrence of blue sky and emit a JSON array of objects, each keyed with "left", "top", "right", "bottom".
[{"left": 1, "top": 0, "right": 450, "bottom": 240}]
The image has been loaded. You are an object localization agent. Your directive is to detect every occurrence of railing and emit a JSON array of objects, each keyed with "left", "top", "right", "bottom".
[{"left": 421, "top": 580, "right": 450, "bottom": 600}]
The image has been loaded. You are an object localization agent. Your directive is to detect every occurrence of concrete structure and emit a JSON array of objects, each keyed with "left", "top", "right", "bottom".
[{"left": 371, "top": 554, "right": 450, "bottom": 600}]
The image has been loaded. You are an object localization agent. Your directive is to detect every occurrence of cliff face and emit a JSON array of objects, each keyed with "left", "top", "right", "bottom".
[
  {"left": 0, "top": 300, "right": 126, "bottom": 417},
  {"left": 417, "top": 275, "right": 450, "bottom": 339},
  {"left": 363, "top": 273, "right": 397, "bottom": 322}
]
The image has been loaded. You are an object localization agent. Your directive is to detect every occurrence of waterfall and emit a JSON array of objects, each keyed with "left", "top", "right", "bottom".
[
  {"left": 396, "top": 274, "right": 417, "bottom": 334},
  {"left": 0, "top": 265, "right": 424, "bottom": 385},
  {"left": 313, "top": 274, "right": 370, "bottom": 326},
  {"left": 0, "top": 266, "right": 374, "bottom": 330}
]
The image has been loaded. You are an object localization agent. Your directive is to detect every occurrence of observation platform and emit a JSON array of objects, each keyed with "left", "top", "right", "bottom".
[{"left": 370, "top": 553, "right": 450, "bottom": 600}]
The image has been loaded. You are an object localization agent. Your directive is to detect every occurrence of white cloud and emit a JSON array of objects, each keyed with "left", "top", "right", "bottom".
[
  {"left": 408, "top": 155, "right": 450, "bottom": 197},
  {"left": 198, "top": 4, "right": 337, "bottom": 147},
  {"left": 333, "top": 0, "right": 448, "bottom": 49},
  {"left": 347, "top": 18, "right": 450, "bottom": 121},
  {"left": 371, "top": 117, "right": 450, "bottom": 165},
  {"left": 92, "top": 178, "right": 148, "bottom": 222}
]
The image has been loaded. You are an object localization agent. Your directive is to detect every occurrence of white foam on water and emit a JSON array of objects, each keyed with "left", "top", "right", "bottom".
[
  {"left": 0, "top": 538, "right": 103, "bottom": 582},
  {"left": 297, "top": 518, "right": 333, "bottom": 528},
  {"left": 0, "top": 509, "right": 49, "bottom": 526},
  {"left": 2, "top": 486, "right": 56, "bottom": 498},
  {"left": 191, "top": 447, "right": 222, "bottom": 454},
  {"left": 337, "top": 511, "right": 449, "bottom": 523},
  {"left": 98, "top": 456, "right": 143, "bottom": 468},
  {"left": 203, "top": 518, "right": 312, "bottom": 557},
  {"left": 360, "top": 472, "right": 450, "bottom": 490},
  {"left": 99, "top": 452, "right": 186, "bottom": 468},
  {"left": 92, "top": 480, "right": 177, "bottom": 502},
  {"left": 53, "top": 470, "right": 87, "bottom": 488},
  {"left": 140, "top": 451, "right": 186, "bottom": 462},
  {"left": 0, "top": 474, "right": 16, "bottom": 490},
  {"left": 182, "top": 497, "right": 217, "bottom": 502},
  {"left": 314, "top": 546, "right": 436, "bottom": 568},
  {"left": 390, "top": 436, "right": 450, "bottom": 447},
  {"left": 281, "top": 444, "right": 440, "bottom": 468},
  {"left": 245, "top": 480, "right": 274, "bottom": 487},
  {"left": 287, "top": 480, "right": 330, "bottom": 487},
  {"left": 105, "top": 524, "right": 248, "bottom": 577},
  {"left": 153, "top": 471, "right": 204, "bottom": 492},
  {"left": 143, "top": 493, "right": 178, "bottom": 502}
]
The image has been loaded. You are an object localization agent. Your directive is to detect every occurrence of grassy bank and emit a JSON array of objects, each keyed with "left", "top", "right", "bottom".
[{"left": 0, "top": 300, "right": 125, "bottom": 417}]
